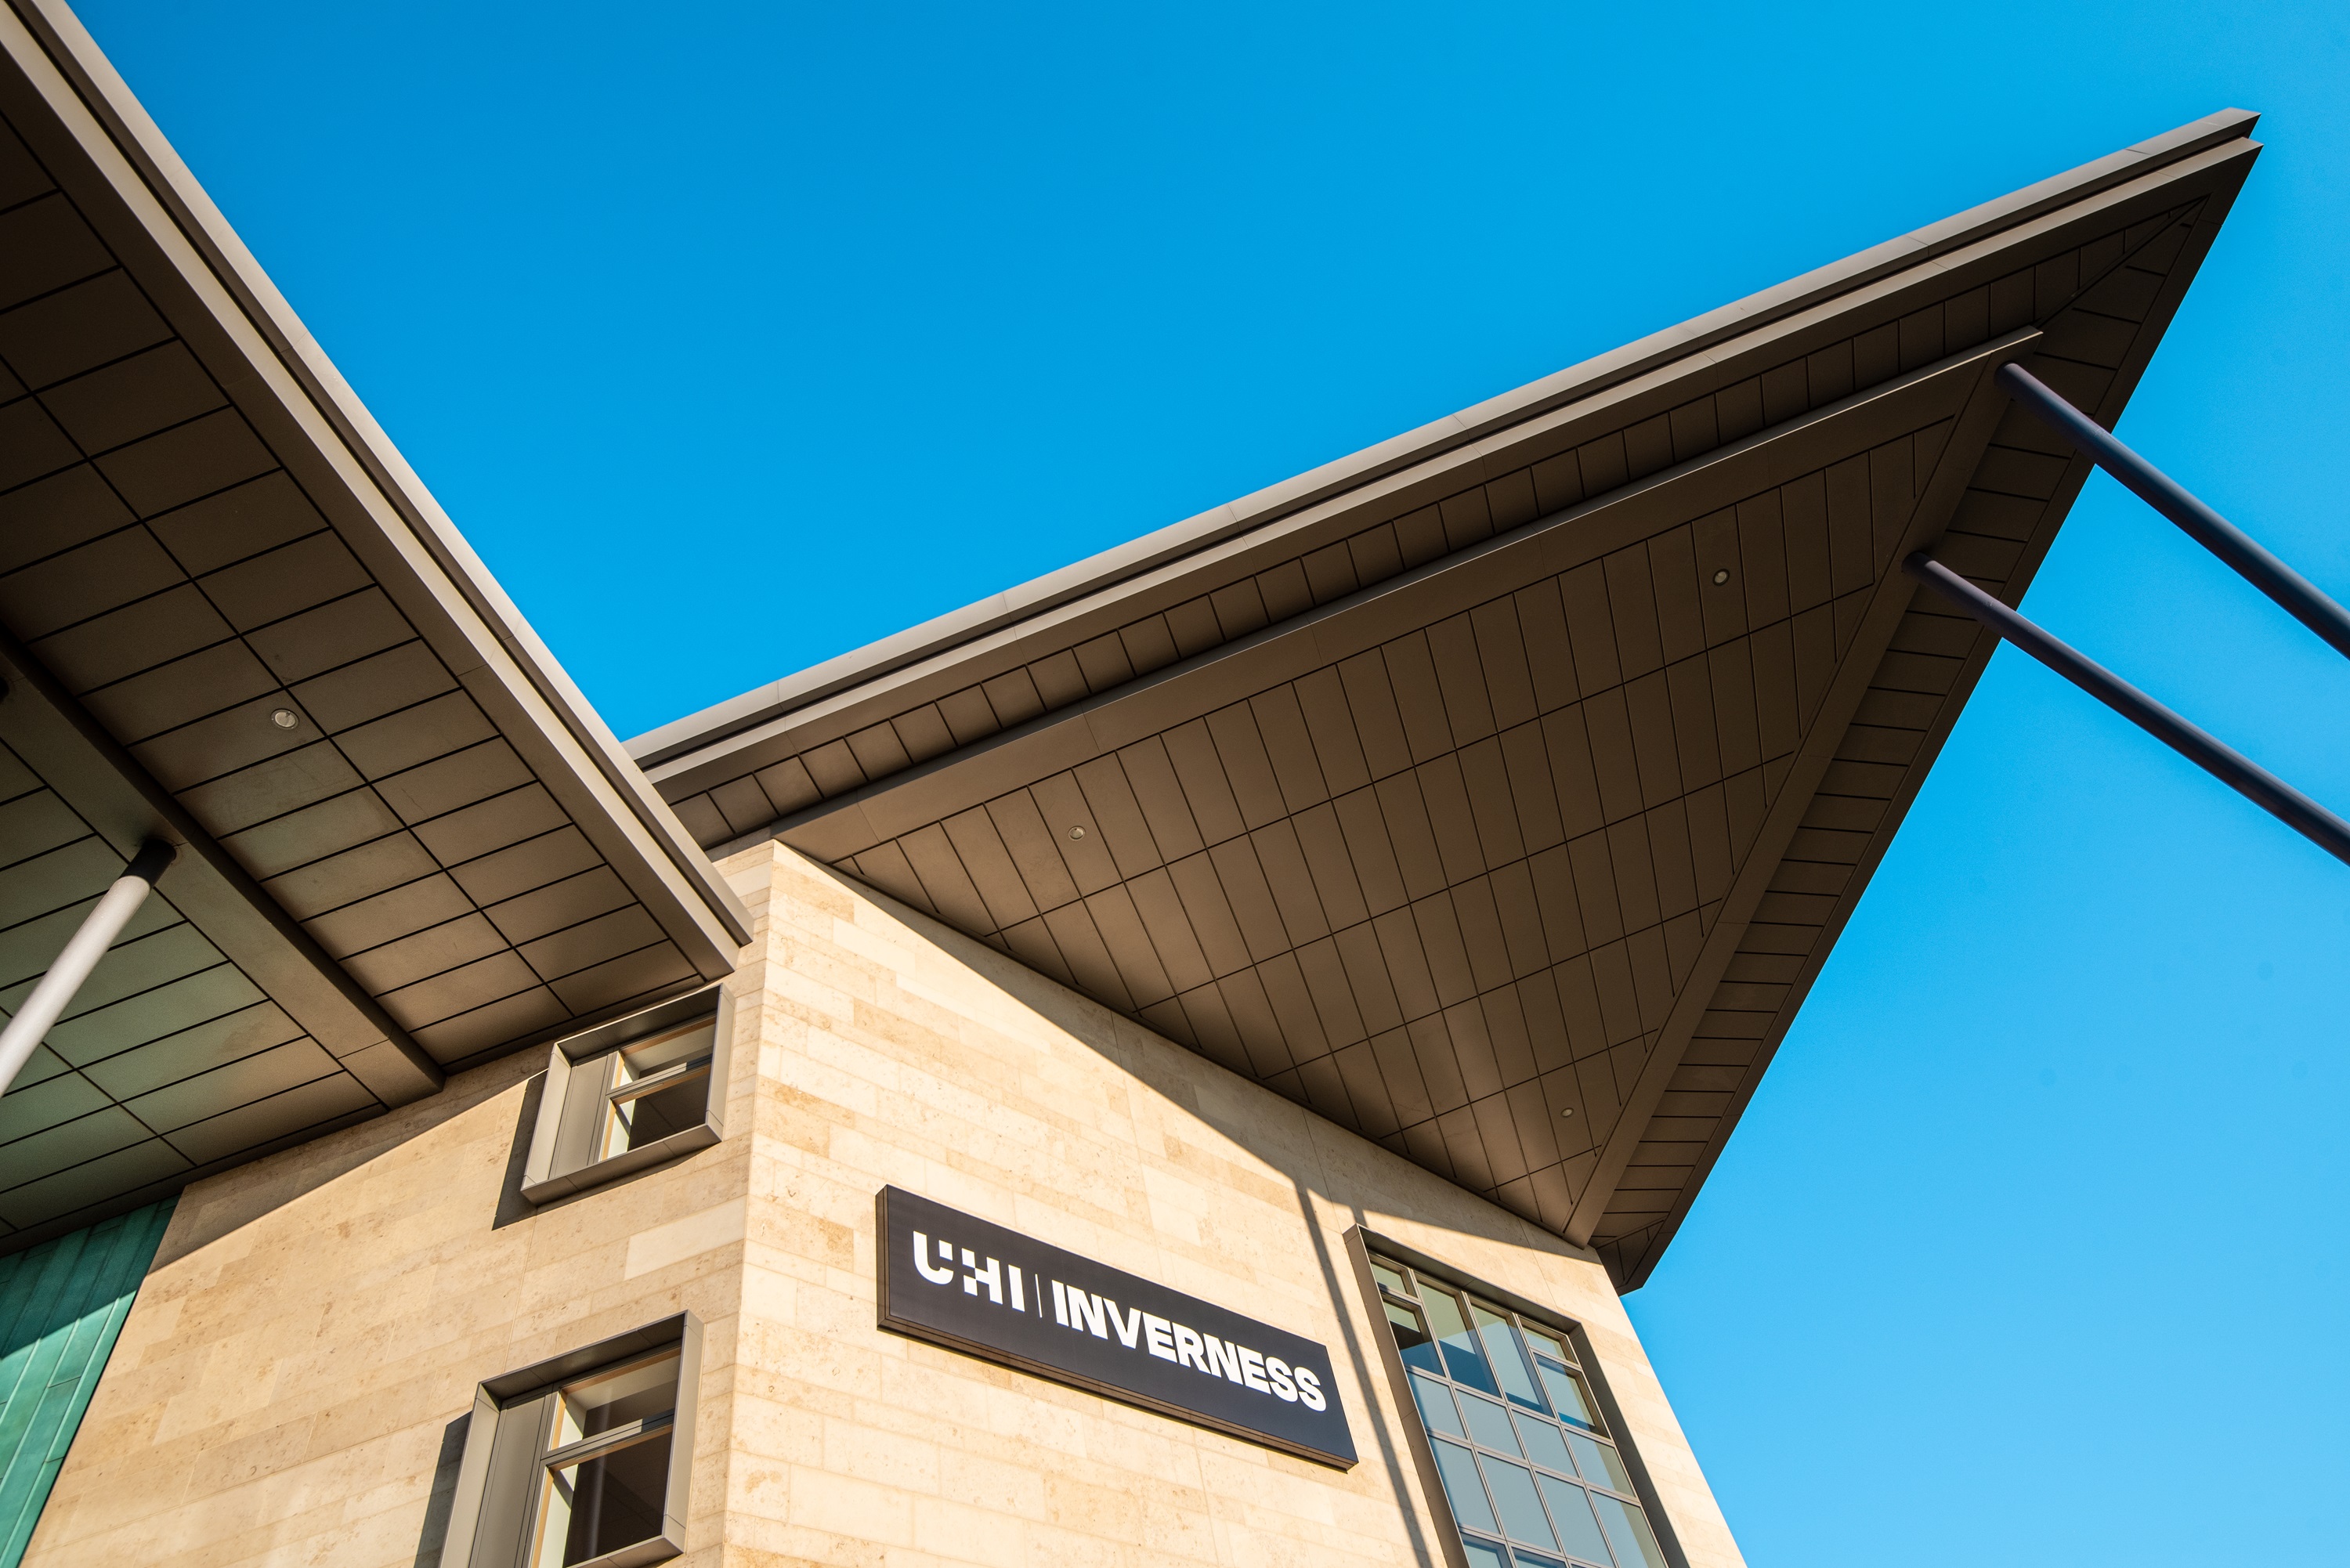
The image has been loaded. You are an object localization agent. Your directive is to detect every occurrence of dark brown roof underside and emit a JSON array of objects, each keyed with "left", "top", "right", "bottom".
[
  {"left": 0, "top": 2, "right": 745, "bottom": 1251},
  {"left": 640, "top": 125, "right": 2253, "bottom": 1288},
  {"left": 639, "top": 125, "right": 2254, "bottom": 1288}
]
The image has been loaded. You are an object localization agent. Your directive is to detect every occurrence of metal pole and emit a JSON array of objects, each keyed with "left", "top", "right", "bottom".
[
  {"left": 0, "top": 838, "right": 176, "bottom": 1098},
  {"left": 1904, "top": 554, "right": 2350, "bottom": 869},
  {"left": 1995, "top": 363, "right": 2350, "bottom": 662}
]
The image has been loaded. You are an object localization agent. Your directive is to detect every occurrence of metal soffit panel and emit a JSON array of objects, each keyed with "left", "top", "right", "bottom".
[
  {"left": 646, "top": 119, "right": 2260, "bottom": 1288},
  {"left": 643, "top": 132, "right": 2258, "bottom": 840},
  {"left": 3, "top": 0, "right": 748, "bottom": 956},
  {"left": 0, "top": 671, "right": 392, "bottom": 1249},
  {"left": 0, "top": 1, "right": 747, "bottom": 1247},
  {"left": 631, "top": 107, "right": 2262, "bottom": 790}
]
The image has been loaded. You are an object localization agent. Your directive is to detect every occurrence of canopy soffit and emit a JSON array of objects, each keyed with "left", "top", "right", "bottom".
[
  {"left": 0, "top": 0, "right": 748, "bottom": 1250},
  {"left": 642, "top": 114, "right": 2260, "bottom": 1286}
]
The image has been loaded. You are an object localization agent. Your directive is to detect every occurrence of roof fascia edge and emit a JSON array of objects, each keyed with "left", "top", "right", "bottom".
[
  {"left": 629, "top": 107, "right": 2259, "bottom": 769},
  {"left": 743, "top": 329, "right": 2040, "bottom": 863},
  {"left": 1611, "top": 140, "right": 2264, "bottom": 1289},
  {"left": 1563, "top": 347, "right": 2032, "bottom": 1255},
  {"left": 3, "top": 0, "right": 750, "bottom": 947},
  {"left": 645, "top": 140, "right": 2250, "bottom": 797}
]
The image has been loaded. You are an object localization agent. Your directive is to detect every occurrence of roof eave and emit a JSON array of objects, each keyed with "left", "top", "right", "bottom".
[
  {"left": 5, "top": 0, "right": 750, "bottom": 952},
  {"left": 628, "top": 107, "right": 2261, "bottom": 773}
]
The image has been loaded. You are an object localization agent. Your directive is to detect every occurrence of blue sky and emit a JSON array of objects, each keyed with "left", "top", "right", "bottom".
[{"left": 76, "top": 2, "right": 2350, "bottom": 1563}]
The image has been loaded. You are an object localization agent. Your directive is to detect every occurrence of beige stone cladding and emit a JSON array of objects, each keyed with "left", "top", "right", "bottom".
[
  {"left": 719, "top": 839, "right": 1743, "bottom": 1568},
  {"left": 25, "top": 836, "right": 1742, "bottom": 1568},
  {"left": 19, "top": 890, "right": 768, "bottom": 1567}
]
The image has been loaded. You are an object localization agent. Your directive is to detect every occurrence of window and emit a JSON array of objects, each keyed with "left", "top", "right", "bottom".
[
  {"left": 441, "top": 1316, "right": 701, "bottom": 1568},
  {"left": 531, "top": 1351, "right": 679, "bottom": 1566},
  {"left": 1366, "top": 1249, "right": 1672, "bottom": 1568},
  {"left": 521, "top": 988, "right": 731, "bottom": 1202}
]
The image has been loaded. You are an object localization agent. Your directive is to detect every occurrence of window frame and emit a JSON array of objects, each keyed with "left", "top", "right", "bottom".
[
  {"left": 520, "top": 986, "right": 733, "bottom": 1204},
  {"left": 1344, "top": 1229, "right": 1689, "bottom": 1568},
  {"left": 439, "top": 1313, "right": 703, "bottom": 1568}
]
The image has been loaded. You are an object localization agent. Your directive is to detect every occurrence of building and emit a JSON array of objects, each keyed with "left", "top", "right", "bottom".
[{"left": 0, "top": 2, "right": 2261, "bottom": 1563}]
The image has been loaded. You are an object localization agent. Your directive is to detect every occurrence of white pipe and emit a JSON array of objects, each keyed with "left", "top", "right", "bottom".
[{"left": 0, "top": 840, "right": 175, "bottom": 1098}]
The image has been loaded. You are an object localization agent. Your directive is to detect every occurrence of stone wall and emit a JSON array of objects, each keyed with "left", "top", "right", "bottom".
[
  {"left": 19, "top": 951, "right": 762, "bottom": 1565},
  {"left": 719, "top": 840, "right": 1743, "bottom": 1568},
  {"left": 27, "top": 839, "right": 1744, "bottom": 1568}
]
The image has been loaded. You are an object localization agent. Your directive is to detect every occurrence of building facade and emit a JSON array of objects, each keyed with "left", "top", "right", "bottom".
[
  {"left": 27, "top": 840, "right": 1742, "bottom": 1566},
  {"left": 0, "top": 2, "right": 2261, "bottom": 1563}
]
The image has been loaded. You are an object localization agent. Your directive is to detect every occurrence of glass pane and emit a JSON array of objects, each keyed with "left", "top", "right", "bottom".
[
  {"left": 623, "top": 1017, "right": 715, "bottom": 1075},
  {"left": 1567, "top": 1432, "right": 1634, "bottom": 1494},
  {"left": 536, "top": 1431, "right": 671, "bottom": 1567},
  {"left": 1513, "top": 1412, "right": 1577, "bottom": 1476},
  {"left": 1458, "top": 1390, "right": 1522, "bottom": 1455},
  {"left": 1386, "top": 1300, "right": 1444, "bottom": 1376},
  {"left": 601, "top": 1073, "right": 710, "bottom": 1159},
  {"left": 1371, "top": 1258, "right": 1411, "bottom": 1295},
  {"left": 1460, "top": 1537, "right": 1509, "bottom": 1568},
  {"left": 1477, "top": 1455, "right": 1556, "bottom": 1549},
  {"left": 597, "top": 1019, "right": 715, "bottom": 1160},
  {"left": 1536, "top": 1363, "right": 1602, "bottom": 1432},
  {"left": 551, "top": 1353, "right": 678, "bottom": 1447},
  {"left": 1434, "top": 1439, "right": 1498, "bottom": 1536},
  {"left": 1535, "top": 1472, "right": 1618, "bottom": 1566},
  {"left": 1411, "top": 1372, "right": 1465, "bottom": 1438},
  {"left": 1513, "top": 1553, "right": 1567, "bottom": 1568},
  {"left": 1421, "top": 1284, "right": 1499, "bottom": 1393},
  {"left": 1520, "top": 1323, "right": 1571, "bottom": 1364},
  {"left": 1473, "top": 1302, "right": 1548, "bottom": 1412},
  {"left": 1588, "top": 1491, "right": 1669, "bottom": 1568}
]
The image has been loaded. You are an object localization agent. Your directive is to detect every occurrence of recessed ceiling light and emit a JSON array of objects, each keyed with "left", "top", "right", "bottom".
[
  {"left": 1068, "top": 826, "right": 1086, "bottom": 840},
  {"left": 1712, "top": 569, "right": 1730, "bottom": 585},
  {"left": 270, "top": 708, "right": 300, "bottom": 729}
]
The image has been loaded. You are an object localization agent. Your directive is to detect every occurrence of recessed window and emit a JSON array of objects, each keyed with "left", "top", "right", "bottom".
[
  {"left": 521, "top": 988, "right": 732, "bottom": 1203},
  {"left": 1368, "top": 1249, "right": 1671, "bottom": 1568},
  {"left": 441, "top": 1316, "right": 701, "bottom": 1568},
  {"left": 534, "top": 1349, "right": 680, "bottom": 1566},
  {"left": 594, "top": 1019, "right": 717, "bottom": 1162}
]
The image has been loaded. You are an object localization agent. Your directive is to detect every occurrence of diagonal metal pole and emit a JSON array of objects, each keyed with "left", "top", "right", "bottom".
[
  {"left": 1996, "top": 363, "right": 2350, "bottom": 662},
  {"left": 1905, "top": 553, "right": 2350, "bottom": 868},
  {"left": 0, "top": 838, "right": 176, "bottom": 1097}
]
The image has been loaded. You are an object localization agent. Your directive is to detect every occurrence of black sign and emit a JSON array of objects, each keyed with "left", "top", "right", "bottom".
[{"left": 876, "top": 1187, "right": 1356, "bottom": 1468}]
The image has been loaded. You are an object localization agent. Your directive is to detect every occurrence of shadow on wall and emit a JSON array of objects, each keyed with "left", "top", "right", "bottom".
[
  {"left": 790, "top": 849, "right": 1581, "bottom": 1268},
  {"left": 787, "top": 848, "right": 1614, "bottom": 1566},
  {"left": 148, "top": 1048, "right": 546, "bottom": 1271},
  {"left": 794, "top": 854, "right": 1227, "bottom": 1115},
  {"left": 411, "top": 1416, "right": 470, "bottom": 1568},
  {"left": 492, "top": 1071, "right": 546, "bottom": 1231}
]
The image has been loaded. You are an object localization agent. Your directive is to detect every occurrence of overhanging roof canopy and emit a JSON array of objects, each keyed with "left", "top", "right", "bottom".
[
  {"left": 0, "top": 0, "right": 747, "bottom": 1250},
  {"left": 637, "top": 112, "right": 2259, "bottom": 1287}
]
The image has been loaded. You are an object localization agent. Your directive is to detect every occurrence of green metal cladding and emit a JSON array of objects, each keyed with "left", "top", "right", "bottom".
[{"left": 0, "top": 1200, "right": 174, "bottom": 1565}]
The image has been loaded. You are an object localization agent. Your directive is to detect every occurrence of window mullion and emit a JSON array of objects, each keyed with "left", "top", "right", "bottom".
[
  {"left": 1368, "top": 1247, "right": 1671, "bottom": 1568},
  {"left": 540, "top": 1410, "right": 674, "bottom": 1472},
  {"left": 606, "top": 1059, "right": 711, "bottom": 1110}
]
